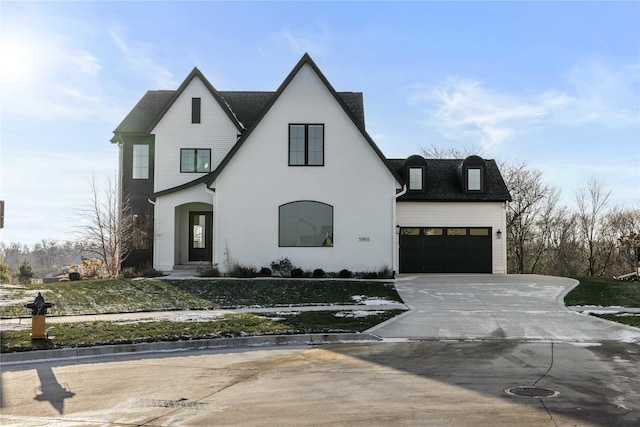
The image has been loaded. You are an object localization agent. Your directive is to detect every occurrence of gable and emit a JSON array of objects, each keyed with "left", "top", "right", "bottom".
[{"left": 204, "top": 53, "right": 401, "bottom": 187}]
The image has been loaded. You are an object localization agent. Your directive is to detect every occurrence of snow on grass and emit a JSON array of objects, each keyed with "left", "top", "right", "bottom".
[
  {"left": 351, "top": 295, "right": 404, "bottom": 305},
  {"left": 334, "top": 310, "right": 385, "bottom": 318}
]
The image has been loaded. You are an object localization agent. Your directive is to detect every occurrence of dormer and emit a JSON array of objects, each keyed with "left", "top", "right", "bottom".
[
  {"left": 457, "top": 155, "right": 486, "bottom": 193},
  {"left": 402, "top": 154, "right": 427, "bottom": 191}
]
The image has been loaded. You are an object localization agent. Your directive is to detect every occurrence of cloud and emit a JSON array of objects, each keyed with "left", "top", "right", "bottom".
[
  {"left": 109, "top": 27, "right": 178, "bottom": 89},
  {"left": 409, "top": 60, "right": 640, "bottom": 152}
]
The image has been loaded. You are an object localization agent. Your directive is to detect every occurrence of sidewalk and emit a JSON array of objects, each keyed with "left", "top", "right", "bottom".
[
  {"left": 0, "top": 303, "right": 409, "bottom": 331},
  {"left": 568, "top": 305, "right": 640, "bottom": 314}
]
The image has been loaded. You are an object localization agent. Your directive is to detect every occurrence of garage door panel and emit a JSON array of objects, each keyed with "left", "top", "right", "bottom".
[{"left": 400, "top": 227, "right": 492, "bottom": 273}]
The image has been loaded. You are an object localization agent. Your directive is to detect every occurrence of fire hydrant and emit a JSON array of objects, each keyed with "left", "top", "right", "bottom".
[{"left": 25, "top": 292, "right": 53, "bottom": 340}]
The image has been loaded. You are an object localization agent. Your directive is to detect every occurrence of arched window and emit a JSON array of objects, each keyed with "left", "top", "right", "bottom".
[
  {"left": 279, "top": 201, "right": 333, "bottom": 247},
  {"left": 457, "top": 155, "right": 486, "bottom": 193}
]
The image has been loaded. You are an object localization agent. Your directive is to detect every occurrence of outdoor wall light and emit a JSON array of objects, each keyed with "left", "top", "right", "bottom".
[
  {"left": 396, "top": 224, "right": 400, "bottom": 234},
  {"left": 496, "top": 229, "right": 502, "bottom": 239}
]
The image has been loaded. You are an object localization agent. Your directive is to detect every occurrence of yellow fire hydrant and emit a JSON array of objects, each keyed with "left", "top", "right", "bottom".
[{"left": 25, "top": 292, "right": 53, "bottom": 340}]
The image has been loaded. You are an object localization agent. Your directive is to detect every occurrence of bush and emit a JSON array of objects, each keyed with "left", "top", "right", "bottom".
[
  {"left": 198, "top": 265, "right": 220, "bottom": 277},
  {"left": 0, "top": 256, "right": 10, "bottom": 283},
  {"left": 231, "top": 264, "right": 256, "bottom": 278},
  {"left": 270, "top": 257, "right": 295, "bottom": 277},
  {"left": 358, "top": 266, "right": 394, "bottom": 279},
  {"left": 338, "top": 269, "right": 353, "bottom": 279},
  {"left": 312, "top": 268, "right": 325, "bottom": 278},
  {"left": 259, "top": 267, "right": 272, "bottom": 277},
  {"left": 121, "top": 262, "right": 163, "bottom": 279},
  {"left": 291, "top": 268, "right": 305, "bottom": 278},
  {"left": 17, "top": 259, "right": 35, "bottom": 285}
]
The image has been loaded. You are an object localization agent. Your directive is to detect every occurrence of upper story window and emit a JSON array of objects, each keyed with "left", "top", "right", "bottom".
[
  {"left": 289, "top": 124, "right": 324, "bottom": 166},
  {"left": 132, "top": 144, "right": 149, "bottom": 179},
  {"left": 408, "top": 167, "right": 423, "bottom": 191},
  {"left": 467, "top": 168, "right": 482, "bottom": 191},
  {"left": 181, "top": 148, "right": 211, "bottom": 173},
  {"left": 458, "top": 155, "right": 486, "bottom": 193},
  {"left": 279, "top": 201, "right": 333, "bottom": 247},
  {"left": 192, "top": 98, "right": 201, "bottom": 124}
]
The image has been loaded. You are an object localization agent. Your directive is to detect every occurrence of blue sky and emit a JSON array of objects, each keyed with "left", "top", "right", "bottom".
[{"left": 1, "top": 1, "right": 639, "bottom": 246}]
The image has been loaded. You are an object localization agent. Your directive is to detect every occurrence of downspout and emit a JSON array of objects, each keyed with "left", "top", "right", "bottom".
[{"left": 393, "top": 184, "right": 408, "bottom": 276}]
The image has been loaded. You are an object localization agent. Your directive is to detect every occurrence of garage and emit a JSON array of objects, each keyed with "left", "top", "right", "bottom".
[{"left": 399, "top": 227, "right": 492, "bottom": 273}]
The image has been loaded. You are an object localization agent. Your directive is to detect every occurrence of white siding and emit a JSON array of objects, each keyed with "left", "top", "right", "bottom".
[
  {"left": 213, "top": 63, "right": 398, "bottom": 273},
  {"left": 151, "top": 77, "right": 238, "bottom": 192},
  {"left": 397, "top": 201, "right": 508, "bottom": 274}
]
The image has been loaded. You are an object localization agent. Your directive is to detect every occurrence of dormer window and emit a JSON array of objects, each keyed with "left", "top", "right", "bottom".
[
  {"left": 408, "top": 167, "right": 423, "bottom": 191},
  {"left": 458, "top": 155, "right": 486, "bottom": 193},
  {"left": 467, "top": 168, "right": 482, "bottom": 191}
]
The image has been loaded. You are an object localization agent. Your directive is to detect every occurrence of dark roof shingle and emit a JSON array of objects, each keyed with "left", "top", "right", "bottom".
[{"left": 389, "top": 158, "right": 511, "bottom": 202}]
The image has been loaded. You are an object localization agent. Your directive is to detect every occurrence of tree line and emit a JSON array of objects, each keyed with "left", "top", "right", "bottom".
[{"left": 1, "top": 158, "right": 638, "bottom": 282}]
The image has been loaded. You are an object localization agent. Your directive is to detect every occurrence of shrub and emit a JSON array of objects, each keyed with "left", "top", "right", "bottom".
[
  {"left": 270, "top": 257, "right": 295, "bottom": 277},
  {"left": 338, "top": 269, "right": 353, "bottom": 279},
  {"left": 231, "top": 264, "right": 256, "bottom": 278},
  {"left": 312, "top": 268, "right": 325, "bottom": 278},
  {"left": 17, "top": 259, "right": 35, "bottom": 285},
  {"left": 259, "top": 267, "right": 272, "bottom": 277},
  {"left": 198, "top": 265, "right": 220, "bottom": 277},
  {"left": 291, "top": 268, "right": 304, "bottom": 278},
  {"left": 0, "top": 256, "right": 10, "bottom": 283},
  {"left": 358, "top": 266, "right": 394, "bottom": 279}
]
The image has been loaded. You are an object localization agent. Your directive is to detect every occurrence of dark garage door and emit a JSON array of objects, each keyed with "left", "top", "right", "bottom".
[{"left": 399, "top": 227, "right": 492, "bottom": 273}]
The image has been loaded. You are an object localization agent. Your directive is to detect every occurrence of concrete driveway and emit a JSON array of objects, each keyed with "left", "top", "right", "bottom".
[{"left": 369, "top": 274, "right": 640, "bottom": 343}]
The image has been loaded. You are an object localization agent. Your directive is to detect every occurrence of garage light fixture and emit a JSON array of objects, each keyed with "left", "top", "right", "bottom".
[{"left": 496, "top": 229, "right": 502, "bottom": 239}]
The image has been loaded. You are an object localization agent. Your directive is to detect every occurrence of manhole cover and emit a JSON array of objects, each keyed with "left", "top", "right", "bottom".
[{"left": 505, "top": 386, "right": 559, "bottom": 399}]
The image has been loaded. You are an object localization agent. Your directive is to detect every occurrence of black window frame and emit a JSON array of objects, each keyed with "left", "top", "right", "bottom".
[
  {"left": 288, "top": 124, "right": 324, "bottom": 166},
  {"left": 192, "top": 98, "right": 201, "bottom": 124},
  {"left": 278, "top": 200, "right": 334, "bottom": 247},
  {"left": 180, "top": 148, "right": 211, "bottom": 173},
  {"left": 132, "top": 143, "right": 150, "bottom": 180},
  {"left": 408, "top": 166, "right": 424, "bottom": 191}
]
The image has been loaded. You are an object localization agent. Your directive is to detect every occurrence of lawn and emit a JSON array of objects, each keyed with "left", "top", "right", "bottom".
[
  {"left": 591, "top": 312, "right": 640, "bottom": 328},
  {"left": 564, "top": 276, "right": 640, "bottom": 307},
  {"left": 0, "top": 278, "right": 403, "bottom": 318},
  {"left": 1, "top": 310, "right": 403, "bottom": 353},
  {"left": 0, "top": 278, "right": 405, "bottom": 353}
]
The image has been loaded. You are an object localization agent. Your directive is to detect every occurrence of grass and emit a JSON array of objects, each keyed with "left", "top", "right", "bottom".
[
  {"left": 591, "top": 313, "right": 640, "bottom": 328},
  {"left": 564, "top": 276, "right": 640, "bottom": 307},
  {"left": 0, "top": 278, "right": 402, "bottom": 318},
  {"left": 0, "top": 310, "right": 403, "bottom": 353}
]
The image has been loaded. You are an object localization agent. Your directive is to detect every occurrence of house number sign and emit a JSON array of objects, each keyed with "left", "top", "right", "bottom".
[{"left": 358, "top": 237, "right": 371, "bottom": 242}]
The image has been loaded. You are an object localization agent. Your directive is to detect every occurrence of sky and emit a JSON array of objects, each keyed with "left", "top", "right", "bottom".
[{"left": 1, "top": 1, "right": 639, "bottom": 246}]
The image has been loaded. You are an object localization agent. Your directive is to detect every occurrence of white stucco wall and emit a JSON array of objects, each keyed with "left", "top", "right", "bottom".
[
  {"left": 213, "top": 63, "right": 398, "bottom": 273},
  {"left": 153, "top": 185, "right": 213, "bottom": 271},
  {"left": 396, "top": 201, "right": 508, "bottom": 274},
  {"left": 151, "top": 77, "right": 238, "bottom": 192}
]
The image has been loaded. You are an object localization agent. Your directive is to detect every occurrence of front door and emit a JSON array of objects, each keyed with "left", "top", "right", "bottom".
[{"left": 189, "top": 211, "right": 212, "bottom": 262}]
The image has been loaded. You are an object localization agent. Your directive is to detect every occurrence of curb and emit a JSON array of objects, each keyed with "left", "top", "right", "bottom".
[{"left": 0, "top": 333, "right": 382, "bottom": 365}]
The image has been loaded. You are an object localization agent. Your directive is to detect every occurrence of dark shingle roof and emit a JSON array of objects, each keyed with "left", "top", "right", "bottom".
[
  {"left": 389, "top": 158, "right": 511, "bottom": 202},
  {"left": 112, "top": 90, "right": 366, "bottom": 139}
]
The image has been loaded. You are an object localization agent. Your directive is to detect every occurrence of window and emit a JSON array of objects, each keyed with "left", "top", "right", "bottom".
[
  {"left": 470, "top": 228, "right": 490, "bottom": 236},
  {"left": 132, "top": 214, "right": 152, "bottom": 250},
  {"left": 467, "top": 168, "right": 482, "bottom": 191},
  {"left": 192, "top": 98, "right": 201, "bottom": 124},
  {"left": 289, "top": 124, "right": 324, "bottom": 166},
  {"left": 181, "top": 149, "right": 211, "bottom": 173},
  {"left": 424, "top": 228, "right": 443, "bottom": 236},
  {"left": 279, "top": 201, "right": 333, "bottom": 247},
  {"left": 448, "top": 228, "right": 467, "bottom": 236},
  {"left": 408, "top": 167, "right": 423, "bottom": 190},
  {"left": 132, "top": 144, "right": 149, "bottom": 179},
  {"left": 400, "top": 228, "right": 420, "bottom": 236}
]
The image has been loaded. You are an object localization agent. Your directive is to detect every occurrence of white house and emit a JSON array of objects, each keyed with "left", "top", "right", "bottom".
[{"left": 111, "top": 54, "right": 511, "bottom": 275}]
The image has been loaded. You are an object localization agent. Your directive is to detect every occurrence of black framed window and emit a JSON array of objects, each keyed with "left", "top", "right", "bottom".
[
  {"left": 467, "top": 168, "right": 482, "bottom": 191},
  {"left": 408, "top": 167, "right": 423, "bottom": 190},
  {"left": 289, "top": 124, "right": 324, "bottom": 166},
  {"left": 181, "top": 149, "right": 211, "bottom": 173},
  {"left": 132, "top": 144, "right": 149, "bottom": 179},
  {"left": 279, "top": 201, "right": 333, "bottom": 247},
  {"left": 192, "top": 98, "right": 201, "bottom": 124}
]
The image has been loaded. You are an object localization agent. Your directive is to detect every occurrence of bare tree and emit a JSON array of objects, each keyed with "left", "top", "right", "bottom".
[
  {"left": 503, "top": 161, "right": 561, "bottom": 274},
  {"left": 419, "top": 144, "right": 480, "bottom": 159},
  {"left": 78, "top": 174, "right": 132, "bottom": 277},
  {"left": 575, "top": 177, "right": 612, "bottom": 276}
]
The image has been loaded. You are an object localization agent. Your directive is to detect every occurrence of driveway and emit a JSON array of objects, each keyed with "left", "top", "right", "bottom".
[{"left": 369, "top": 274, "right": 640, "bottom": 343}]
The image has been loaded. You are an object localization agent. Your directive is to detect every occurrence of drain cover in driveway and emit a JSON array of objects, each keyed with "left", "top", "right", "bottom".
[{"left": 505, "top": 386, "right": 559, "bottom": 399}]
